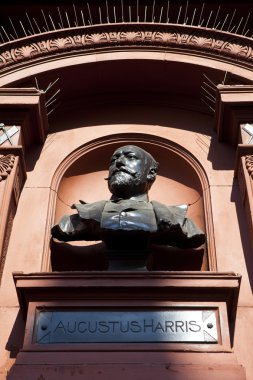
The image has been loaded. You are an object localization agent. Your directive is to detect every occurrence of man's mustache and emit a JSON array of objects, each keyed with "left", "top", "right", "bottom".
[{"left": 105, "top": 166, "right": 137, "bottom": 181}]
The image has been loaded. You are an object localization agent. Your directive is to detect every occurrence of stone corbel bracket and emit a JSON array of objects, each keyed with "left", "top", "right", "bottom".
[
  {"left": 215, "top": 85, "right": 253, "bottom": 148},
  {"left": 0, "top": 88, "right": 48, "bottom": 150},
  {"left": 215, "top": 85, "right": 253, "bottom": 251},
  {"left": 0, "top": 148, "right": 26, "bottom": 282},
  {"left": 0, "top": 88, "right": 48, "bottom": 280},
  {"left": 236, "top": 150, "right": 253, "bottom": 250},
  {"left": 0, "top": 154, "right": 15, "bottom": 181}
]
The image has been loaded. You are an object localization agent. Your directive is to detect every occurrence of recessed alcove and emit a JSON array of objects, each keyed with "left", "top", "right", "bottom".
[{"left": 50, "top": 134, "right": 214, "bottom": 272}]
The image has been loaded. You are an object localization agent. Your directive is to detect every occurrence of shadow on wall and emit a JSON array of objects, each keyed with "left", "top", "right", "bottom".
[
  {"left": 50, "top": 99, "right": 213, "bottom": 133},
  {"left": 49, "top": 98, "right": 235, "bottom": 172},
  {"left": 5, "top": 310, "right": 25, "bottom": 358},
  {"left": 208, "top": 134, "right": 235, "bottom": 171},
  {"left": 231, "top": 178, "right": 253, "bottom": 293}
]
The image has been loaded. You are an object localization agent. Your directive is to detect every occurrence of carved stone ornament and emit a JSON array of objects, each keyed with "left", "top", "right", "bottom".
[
  {"left": 0, "top": 154, "right": 15, "bottom": 181},
  {"left": 245, "top": 155, "right": 253, "bottom": 178},
  {"left": 0, "top": 24, "right": 253, "bottom": 71}
]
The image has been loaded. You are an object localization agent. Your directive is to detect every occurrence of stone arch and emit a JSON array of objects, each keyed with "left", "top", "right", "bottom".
[
  {"left": 1, "top": 23, "right": 253, "bottom": 82},
  {"left": 44, "top": 133, "right": 215, "bottom": 272}
]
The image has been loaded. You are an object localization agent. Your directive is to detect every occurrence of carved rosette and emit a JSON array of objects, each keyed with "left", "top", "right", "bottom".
[
  {"left": 0, "top": 154, "right": 15, "bottom": 181},
  {"left": 222, "top": 39, "right": 250, "bottom": 58},
  {"left": 154, "top": 31, "right": 178, "bottom": 44},
  {"left": 85, "top": 33, "right": 108, "bottom": 45},
  {"left": 0, "top": 24, "right": 253, "bottom": 71},
  {"left": 188, "top": 35, "right": 213, "bottom": 49}
]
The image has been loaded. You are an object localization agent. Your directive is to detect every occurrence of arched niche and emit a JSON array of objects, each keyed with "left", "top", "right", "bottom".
[{"left": 47, "top": 133, "right": 215, "bottom": 272}]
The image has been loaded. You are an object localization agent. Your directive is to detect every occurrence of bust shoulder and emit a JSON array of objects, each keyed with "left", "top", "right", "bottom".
[{"left": 74, "top": 200, "right": 107, "bottom": 222}]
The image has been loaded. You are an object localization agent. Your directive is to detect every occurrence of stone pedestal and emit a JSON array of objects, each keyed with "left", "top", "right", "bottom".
[{"left": 8, "top": 271, "right": 246, "bottom": 379}]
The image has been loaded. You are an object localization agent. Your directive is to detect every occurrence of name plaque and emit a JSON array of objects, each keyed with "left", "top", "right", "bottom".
[{"left": 35, "top": 309, "right": 218, "bottom": 344}]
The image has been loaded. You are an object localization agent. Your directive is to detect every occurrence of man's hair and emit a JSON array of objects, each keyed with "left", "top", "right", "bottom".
[
  {"left": 133, "top": 146, "right": 159, "bottom": 187},
  {"left": 145, "top": 151, "right": 159, "bottom": 173}
]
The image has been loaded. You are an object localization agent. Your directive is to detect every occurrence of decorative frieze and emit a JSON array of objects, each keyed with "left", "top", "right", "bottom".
[{"left": 0, "top": 24, "right": 253, "bottom": 71}]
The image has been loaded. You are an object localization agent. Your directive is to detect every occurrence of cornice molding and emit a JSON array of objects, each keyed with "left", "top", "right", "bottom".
[{"left": 0, "top": 23, "right": 253, "bottom": 72}]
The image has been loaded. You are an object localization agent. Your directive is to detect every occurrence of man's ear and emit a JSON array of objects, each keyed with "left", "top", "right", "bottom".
[{"left": 147, "top": 167, "right": 157, "bottom": 183}]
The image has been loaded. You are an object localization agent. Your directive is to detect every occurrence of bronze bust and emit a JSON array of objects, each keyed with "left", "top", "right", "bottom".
[{"left": 51, "top": 145, "right": 205, "bottom": 268}]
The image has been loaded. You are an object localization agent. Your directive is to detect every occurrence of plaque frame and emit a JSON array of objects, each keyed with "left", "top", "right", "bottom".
[
  {"left": 33, "top": 306, "right": 220, "bottom": 345},
  {"left": 23, "top": 301, "right": 228, "bottom": 352}
]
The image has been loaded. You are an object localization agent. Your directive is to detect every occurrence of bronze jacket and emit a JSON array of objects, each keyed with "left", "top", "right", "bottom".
[{"left": 51, "top": 199, "right": 205, "bottom": 249}]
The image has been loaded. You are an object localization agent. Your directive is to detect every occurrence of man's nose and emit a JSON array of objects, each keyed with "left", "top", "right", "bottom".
[{"left": 115, "top": 155, "right": 126, "bottom": 166}]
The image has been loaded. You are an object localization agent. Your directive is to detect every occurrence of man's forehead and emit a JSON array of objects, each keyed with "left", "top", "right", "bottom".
[{"left": 112, "top": 145, "right": 145, "bottom": 157}]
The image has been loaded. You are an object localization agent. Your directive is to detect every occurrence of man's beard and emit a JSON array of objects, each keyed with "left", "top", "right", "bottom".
[{"left": 108, "top": 171, "right": 143, "bottom": 197}]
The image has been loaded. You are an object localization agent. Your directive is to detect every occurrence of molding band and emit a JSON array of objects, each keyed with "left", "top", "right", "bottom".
[{"left": 0, "top": 23, "right": 253, "bottom": 72}]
